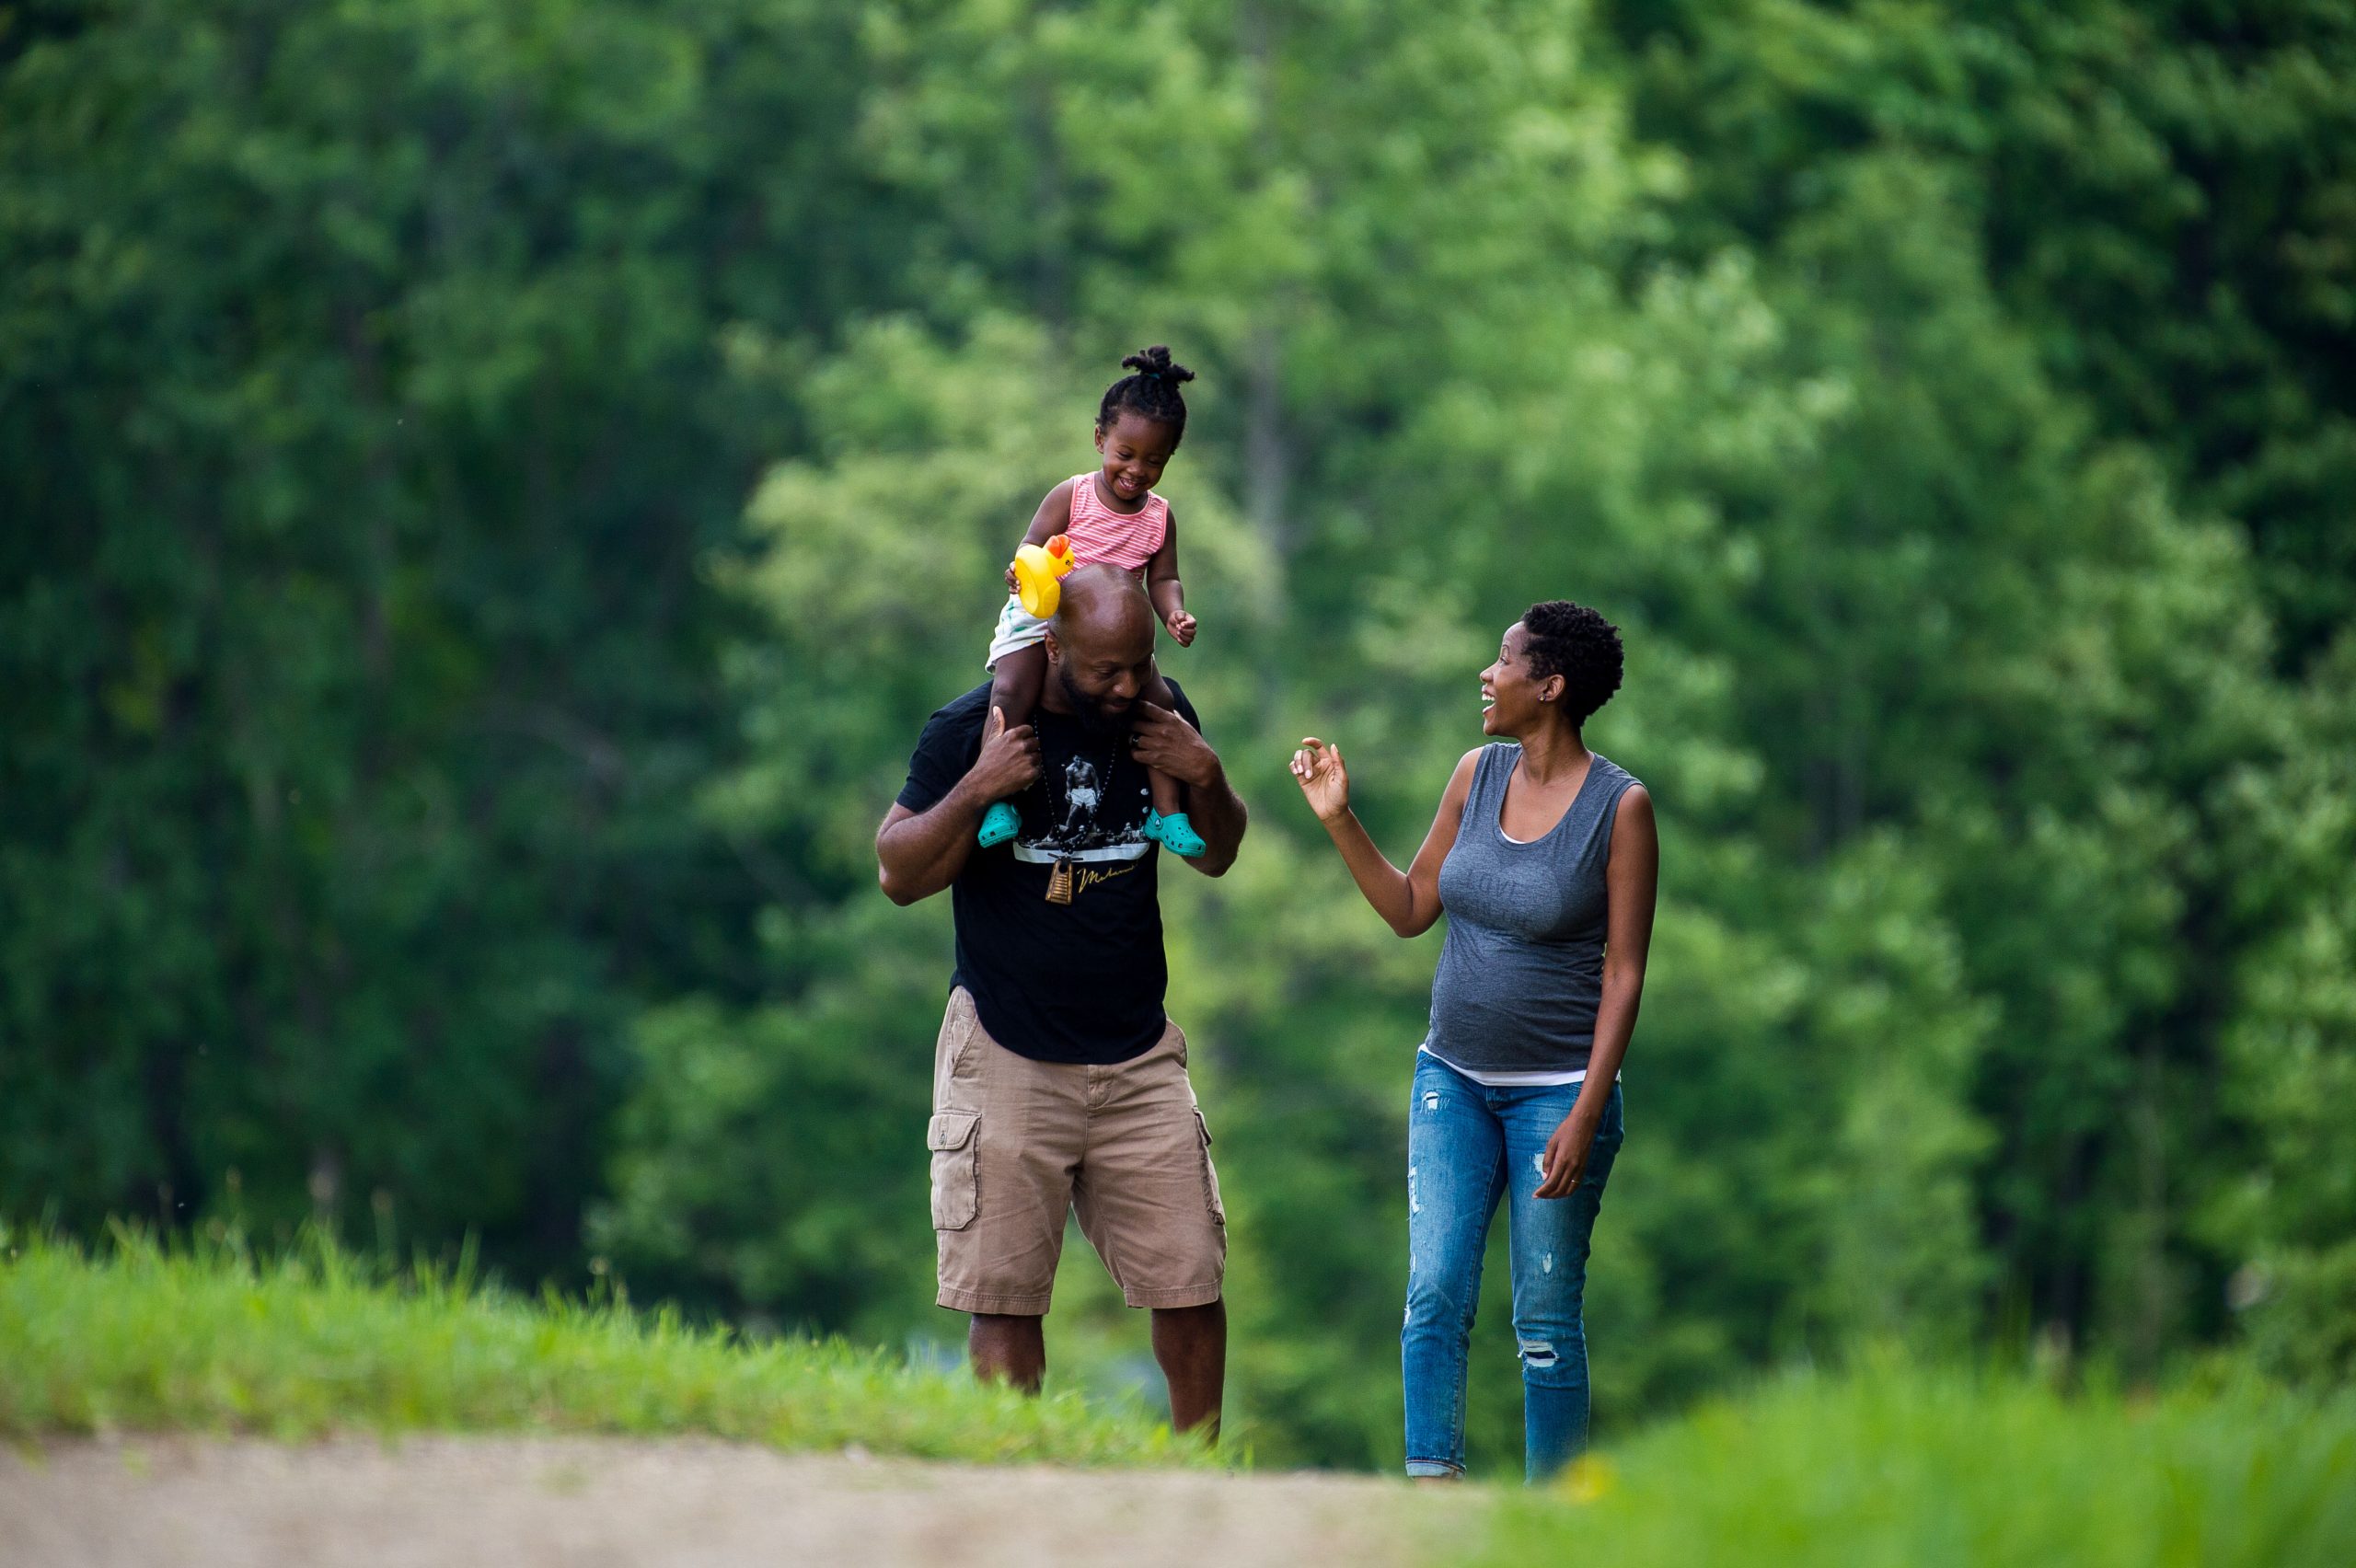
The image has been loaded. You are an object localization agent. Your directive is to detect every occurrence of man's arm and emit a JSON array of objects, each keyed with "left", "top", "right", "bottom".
[
  {"left": 1128, "top": 699, "right": 1245, "bottom": 877},
  {"left": 876, "top": 707, "right": 1040, "bottom": 905}
]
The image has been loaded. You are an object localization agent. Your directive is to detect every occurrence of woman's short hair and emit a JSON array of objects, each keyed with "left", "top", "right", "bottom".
[{"left": 1521, "top": 601, "right": 1623, "bottom": 725}]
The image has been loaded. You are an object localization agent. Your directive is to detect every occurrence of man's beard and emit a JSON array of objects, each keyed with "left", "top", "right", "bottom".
[{"left": 1057, "top": 662, "right": 1136, "bottom": 740}]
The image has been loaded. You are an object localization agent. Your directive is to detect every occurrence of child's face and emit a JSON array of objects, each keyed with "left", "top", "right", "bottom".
[{"left": 1093, "top": 411, "right": 1180, "bottom": 504}]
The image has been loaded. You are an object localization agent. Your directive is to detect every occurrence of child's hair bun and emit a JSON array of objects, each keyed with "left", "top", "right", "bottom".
[
  {"left": 1122, "top": 345, "right": 1195, "bottom": 385},
  {"left": 1100, "top": 345, "right": 1196, "bottom": 445}
]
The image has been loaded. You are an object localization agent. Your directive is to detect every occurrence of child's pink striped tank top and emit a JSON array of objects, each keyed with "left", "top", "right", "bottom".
[{"left": 1063, "top": 472, "right": 1168, "bottom": 574}]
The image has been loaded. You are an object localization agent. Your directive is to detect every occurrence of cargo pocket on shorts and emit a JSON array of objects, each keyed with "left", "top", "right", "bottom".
[
  {"left": 928, "top": 1111, "right": 980, "bottom": 1231},
  {"left": 1193, "top": 1109, "right": 1226, "bottom": 1228}
]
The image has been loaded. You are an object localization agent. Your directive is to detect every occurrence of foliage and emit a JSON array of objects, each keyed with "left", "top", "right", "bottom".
[
  {"left": 0, "top": 1223, "right": 1201, "bottom": 1466},
  {"left": 1479, "top": 1363, "right": 2356, "bottom": 1567},
  {"left": 1598, "top": 0, "right": 2356, "bottom": 663},
  {"left": 0, "top": 0, "right": 886, "bottom": 1273},
  {"left": 6, "top": 0, "right": 2352, "bottom": 1474}
]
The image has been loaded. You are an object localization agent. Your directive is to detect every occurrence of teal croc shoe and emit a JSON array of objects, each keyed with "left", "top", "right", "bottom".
[
  {"left": 1146, "top": 810, "right": 1207, "bottom": 858},
  {"left": 978, "top": 801, "right": 1022, "bottom": 847}
]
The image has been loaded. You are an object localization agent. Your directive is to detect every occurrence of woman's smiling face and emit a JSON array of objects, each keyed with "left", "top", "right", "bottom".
[{"left": 1480, "top": 621, "right": 1563, "bottom": 736}]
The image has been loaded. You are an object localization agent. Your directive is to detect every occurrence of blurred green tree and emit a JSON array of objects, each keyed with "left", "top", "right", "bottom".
[{"left": 0, "top": 0, "right": 907, "bottom": 1274}]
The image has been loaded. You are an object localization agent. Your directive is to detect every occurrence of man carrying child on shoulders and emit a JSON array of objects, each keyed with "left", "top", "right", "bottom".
[{"left": 874, "top": 564, "right": 1247, "bottom": 1437}]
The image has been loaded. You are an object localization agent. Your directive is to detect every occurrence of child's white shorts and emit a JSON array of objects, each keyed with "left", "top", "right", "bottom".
[{"left": 986, "top": 594, "right": 1050, "bottom": 671}]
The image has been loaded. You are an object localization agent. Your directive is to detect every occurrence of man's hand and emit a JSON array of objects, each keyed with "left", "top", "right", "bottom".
[
  {"left": 968, "top": 705, "right": 1041, "bottom": 802},
  {"left": 1534, "top": 1109, "right": 1600, "bottom": 1200},
  {"left": 876, "top": 705, "right": 1045, "bottom": 906},
  {"left": 1128, "top": 701, "right": 1219, "bottom": 789},
  {"left": 1163, "top": 609, "right": 1198, "bottom": 647}
]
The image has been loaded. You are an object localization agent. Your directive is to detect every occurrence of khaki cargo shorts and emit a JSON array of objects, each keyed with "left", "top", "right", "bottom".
[{"left": 928, "top": 987, "right": 1227, "bottom": 1314}]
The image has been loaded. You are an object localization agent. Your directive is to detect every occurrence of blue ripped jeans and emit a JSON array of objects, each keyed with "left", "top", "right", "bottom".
[{"left": 1403, "top": 1051, "right": 1624, "bottom": 1482}]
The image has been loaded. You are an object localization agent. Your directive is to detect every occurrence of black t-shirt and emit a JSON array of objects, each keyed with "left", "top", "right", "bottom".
[{"left": 896, "top": 680, "right": 1202, "bottom": 1065}]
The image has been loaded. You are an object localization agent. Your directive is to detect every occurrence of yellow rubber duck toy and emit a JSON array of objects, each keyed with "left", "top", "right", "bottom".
[{"left": 1013, "top": 534, "right": 1078, "bottom": 619}]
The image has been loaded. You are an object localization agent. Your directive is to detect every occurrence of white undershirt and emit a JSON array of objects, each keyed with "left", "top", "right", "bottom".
[{"left": 1419, "top": 1043, "right": 1607, "bottom": 1089}]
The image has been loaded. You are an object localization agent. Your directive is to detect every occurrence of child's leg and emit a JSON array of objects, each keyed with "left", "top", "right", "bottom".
[
  {"left": 976, "top": 641, "right": 1047, "bottom": 847},
  {"left": 1147, "top": 765, "right": 1185, "bottom": 820},
  {"left": 988, "top": 642, "right": 1047, "bottom": 729},
  {"left": 1141, "top": 662, "right": 1184, "bottom": 721},
  {"left": 1139, "top": 664, "right": 1207, "bottom": 858}
]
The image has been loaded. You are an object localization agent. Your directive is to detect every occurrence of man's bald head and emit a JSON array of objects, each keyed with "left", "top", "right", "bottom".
[
  {"left": 1050, "top": 564, "right": 1157, "bottom": 665},
  {"left": 1043, "top": 565, "right": 1158, "bottom": 733}
]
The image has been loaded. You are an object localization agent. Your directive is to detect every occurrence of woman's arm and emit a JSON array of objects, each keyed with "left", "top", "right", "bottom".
[
  {"left": 1535, "top": 784, "right": 1657, "bottom": 1197},
  {"left": 1146, "top": 508, "right": 1194, "bottom": 645},
  {"left": 1291, "top": 742, "right": 1480, "bottom": 938}
]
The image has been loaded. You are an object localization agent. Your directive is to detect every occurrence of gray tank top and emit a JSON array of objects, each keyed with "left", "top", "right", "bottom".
[{"left": 1422, "top": 744, "right": 1638, "bottom": 1075}]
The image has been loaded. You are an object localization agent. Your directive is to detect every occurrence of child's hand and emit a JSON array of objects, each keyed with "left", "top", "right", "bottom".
[
  {"left": 1164, "top": 609, "right": 1198, "bottom": 647},
  {"left": 1005, "top": 564, "right": 1021, "bottom": 593}
]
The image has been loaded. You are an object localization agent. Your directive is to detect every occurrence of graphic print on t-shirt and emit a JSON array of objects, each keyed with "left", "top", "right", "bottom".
[
  {"left": 1013, "top": 747, "right": 1153, "bottom": 866},
  {"left": 895, "top": 680, "right": 1201, "bottom": 1062}
]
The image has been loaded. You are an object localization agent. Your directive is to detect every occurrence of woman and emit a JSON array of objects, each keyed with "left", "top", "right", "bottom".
[{"left": 1289, "top": 600, "right": 1657, "bottom": 1482}]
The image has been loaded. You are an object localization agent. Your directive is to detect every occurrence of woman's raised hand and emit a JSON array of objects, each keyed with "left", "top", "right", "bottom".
[{"left": 1290, "top": 737, "right": 1351, "bottom": 824}]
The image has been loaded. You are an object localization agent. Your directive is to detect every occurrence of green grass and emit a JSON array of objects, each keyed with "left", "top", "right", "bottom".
[
  {"left": 0, "top": 1223, "right": 1203, "bottom": 1468},
  {"left": 1477, "top": 1361, "right": 2356, "bottom": 1567},
  {"left": 17, "top": 1217, "right": 2350, "bottom": 1568}
]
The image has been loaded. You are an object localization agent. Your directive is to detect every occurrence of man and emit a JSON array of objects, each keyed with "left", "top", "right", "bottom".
[{"left": 876, "top": 565, "right": 1248, "bottom": 1435}]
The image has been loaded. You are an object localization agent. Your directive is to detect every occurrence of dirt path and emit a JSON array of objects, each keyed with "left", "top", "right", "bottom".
[{"left": 2, "top": 1435, "right": 1478, "bottom": 1567}]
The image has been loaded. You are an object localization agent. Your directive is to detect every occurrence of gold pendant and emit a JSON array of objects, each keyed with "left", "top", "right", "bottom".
[{"left": 1045, "top": 857, "right": 1074, "bottom": 905}]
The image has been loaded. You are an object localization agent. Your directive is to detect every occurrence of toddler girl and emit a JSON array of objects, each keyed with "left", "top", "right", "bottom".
[{"left": 979, "top": 346, "right": 1205, "bottom": 856}]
